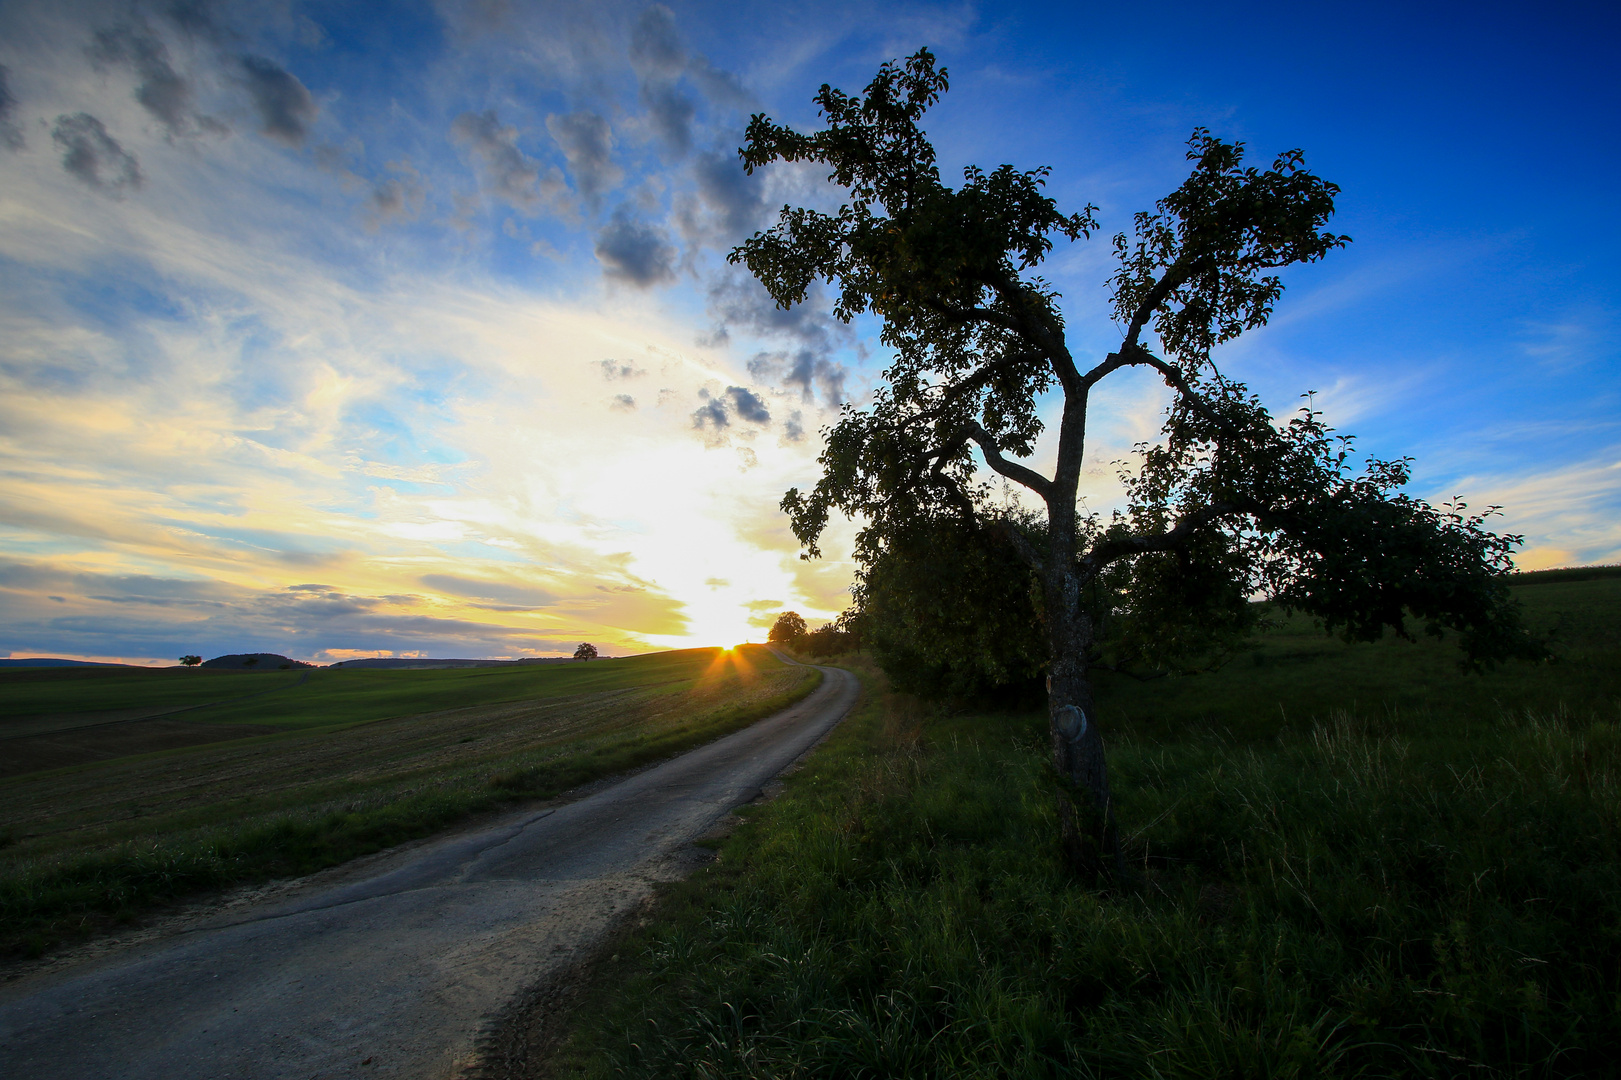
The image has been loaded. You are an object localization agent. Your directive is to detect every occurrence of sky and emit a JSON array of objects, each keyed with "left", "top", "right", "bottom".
[{"left": 0, "top": 0, "right": 1616, "bottom": 665}]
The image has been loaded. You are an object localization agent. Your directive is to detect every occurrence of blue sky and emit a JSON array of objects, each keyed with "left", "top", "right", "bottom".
[{"left": 0, "top": 0, "right": 1615, "bottom": 663}]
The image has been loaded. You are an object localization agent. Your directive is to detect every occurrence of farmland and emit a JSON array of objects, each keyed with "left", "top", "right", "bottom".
[{"left": 0, "top": 646, "right": 819, "bottom": 956}]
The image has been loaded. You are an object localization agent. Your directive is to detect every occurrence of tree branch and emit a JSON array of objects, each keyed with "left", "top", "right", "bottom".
[
  {"left": 1085, "top": 345, "right": 1243, "bottom": 442},
  {"left": 991, "top": 516, "right": 1046, "bottom": 573},
  {"left": 959, "top": 420, "right": 1053, "bottom": 500},
  {"left": 1086, "top": 501, "right": 1240, "bottom": 568},
  {"left": 920, "top": 351, "right": 1048, "bottom": 419}
]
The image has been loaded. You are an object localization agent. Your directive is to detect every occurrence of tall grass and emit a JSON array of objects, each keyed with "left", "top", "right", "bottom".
[{"left": 557, "top": 658, "right": 1620, "bottom": 1078}]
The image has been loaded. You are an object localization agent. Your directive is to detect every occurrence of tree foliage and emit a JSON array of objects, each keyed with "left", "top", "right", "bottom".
[
  {"left": 574, "top": 642, "right": 599, "bottom": 661},
  {"left": 734, "top": 49, "right": 1541, "bottom": 871},
  {"left": 767, "top": 611, "right": 808, "bottom": 644},
  {"left": 178, "top": 654, "right": 202, "bottom": 667}
]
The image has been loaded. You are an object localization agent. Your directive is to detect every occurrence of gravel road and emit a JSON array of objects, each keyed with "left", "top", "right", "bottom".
[{"left": 0, "top": 661, "right": 858, "bottom": 1079}]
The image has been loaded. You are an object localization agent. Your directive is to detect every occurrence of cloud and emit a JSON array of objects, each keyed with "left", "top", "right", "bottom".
[
  {"left": 420, "top": 573, "right": 558, "bottom": 608},
  {"left": 726, "top": 385, "right": 771, "bottom": 424},
  {"left": 610, "top": 393, "right": 636, "bottom": 411},
  {"left": 88, "top": 21, "right": 202, "bottom": 138},
  {"left": 748, "top": 349, "right": 847, "bottom": 407},
  {"left": 51, "top": 113, "right": 142, "bottom": 193},
  {"left": 629, "top": 5, "right": 685, "bottom": 80},
  {"left": 546, "top": 109, "right": 620, "bottom": 205},
  {"left": 690, "top": 384, "right": 771, "bottom": 435},
  {"left": 238, "top": 54, "right": 317, "bottom": 146},
  {"left": 678, "top": 148, "right": 765, "bottom": 243},
  {"left": 0, "top": 64, "right": 23, "bottom": 150},
  {"left": 164, "top": 0, "right": 226, "bottom": 44},
  {"left": 368, "top": 160, "right": 427, "bottom": 222},
  {"left": 628, "top": 5, "right": 749, "bottom": 155},
  {"left": 703, "top": 270, "right": 852, "bottom": 406},
  {"left": 451, "top": 109, "right": 569, "bottom": 213},
  {"left": 595, "top": 212, "right": 676, "bottom": 286},
  {"left": 598, "top": 359, "right": 647, "bottom": 379},
  {"left": 692, "top": 393, "right": 728, "bottom": 431}
]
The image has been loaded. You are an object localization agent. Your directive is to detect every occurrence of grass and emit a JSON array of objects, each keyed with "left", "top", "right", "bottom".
[
  {"left": 0, "top": 646, "right": 819, "bottom": 958},
  {"left": 549, "top": 573, "right": 1621, "bottom": 1078},
  {"left": 0, "top": 666, "right": 306, "bottom": 719}
]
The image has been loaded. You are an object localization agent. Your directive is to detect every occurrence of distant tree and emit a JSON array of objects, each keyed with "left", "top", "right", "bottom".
[
  {"left": 768, "top": 611, "right": 808, "bottom": 644},
  {"left": 574, "top": 642, "right": 599, "bottom": 661},
  {"left": 800, "top": 619, "right": 861, "bottom": 659},
  {"left": 179, "top": 655, "right": 202, "bottom": 667},
  {"left": 242, "top": 656, "right": 259, "bottom": 667},
  {"left": 738, "top": 49, "right": 1542, "bottom": 875}
]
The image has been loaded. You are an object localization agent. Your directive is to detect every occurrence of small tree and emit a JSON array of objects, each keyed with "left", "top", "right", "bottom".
[
  {"left": 736, "top": 50, "right": 1541, "bottom": 875},
  {"left": 179, "top": 655, "right": 202, "bottom": 667},
  {"left": 768, "top": 611, "right": 808, "bottom": 643},
  {"left": 574, "top": 642, "right": 599, "bottom": 661}
]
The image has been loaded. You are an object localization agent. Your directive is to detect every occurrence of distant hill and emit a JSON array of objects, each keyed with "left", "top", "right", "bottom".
[
  {"left": 0, "top": 658, "right": 131, "bottom": 668},
  {"left": 330, "top": 657, "right": 583, "bottom": 670},
  {"left": 202, "top": 653, "right": 314, "bottom": 671}
]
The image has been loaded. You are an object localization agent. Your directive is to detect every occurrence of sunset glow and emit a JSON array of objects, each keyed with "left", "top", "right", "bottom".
[{"left": 0, "top": 2, "right": 1615, "bottom": 664}]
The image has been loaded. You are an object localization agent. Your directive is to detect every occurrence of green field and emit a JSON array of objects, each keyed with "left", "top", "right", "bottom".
[
  {"left": 550, "top": 572, "right": 1620, "bottom": 1078},
  {"left": 0, "top": 646, "right": 819, "bottom": 957}
]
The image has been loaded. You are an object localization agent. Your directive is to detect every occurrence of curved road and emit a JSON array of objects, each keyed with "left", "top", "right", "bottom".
[{"left": 0, "top": 661, "right": 858, "bottom": 1079}]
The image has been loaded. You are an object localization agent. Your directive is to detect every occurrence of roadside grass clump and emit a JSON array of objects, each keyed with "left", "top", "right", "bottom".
[
  {"left": 555, "top": 578, "right": 1621, "bottom": 1078},
  {"left": 0, "top": 648, "right": 819, "bottom": 957}
]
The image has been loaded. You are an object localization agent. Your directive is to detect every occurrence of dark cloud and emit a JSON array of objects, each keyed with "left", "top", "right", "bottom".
[
  {"left": 451, "top": 109, "right": 567, "bottom": 212},
  {"left": 704, "top": 271, "right": 852, "bottom": 406},
  {"left": 726, "top": 385, "right": 771, "bottom": 424},
  {"left": 748, "top": 348, "right": 847, "bottom": 407},
  {"left": 610, "top": 393, "right": 636, "bottom": 412},
  {"left": 628, "top": 4, "right": 750, "bottom": 154},
  {"left": 689, "top": 384, "right": 771, "bottom": 435},
  {"left": 238, "top": 55, "right": 316, "bottom": 146},
  {"left": 642, "top": 81, "right": 696, "bottom": 155},
  {"left": 692, "top": 394, "right": 728, "bottom": 431},
  {"left": 683, "top": 148, "right": 764, "bottom": 241},
  {"left": 595, "top": 212, "right": 676, "bottom": 287},
  {"left": 164, "top": 0, "right": 227, "bottom": 43},
  {"left": 629, "top": 5, "right": 685, "bottom": 79},
  {"left": 783, "top": 410, "right": 805, "bottom": 443},
  {"left": 369, "top": 160, "right": 426, "bottom": 221},
  {"left": 52, "top": 113, "right": 142, "bottom": 193},
  {"left": 546, "top": 109, "right": 620, "bottom": 205},
  {"left": 88, "top": 22, "right": 198, "bottom": 138},
  {"left": 598, "top": 360, "right": 647, "bottom": 379},
  {"left": 0, "top": 65, "right": 22, "bottom": 150},
  {"left": 686, "top": 60, "right": 750, "bottom": 109}
]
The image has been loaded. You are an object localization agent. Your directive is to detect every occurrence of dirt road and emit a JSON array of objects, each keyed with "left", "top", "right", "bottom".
[{"left": 0, "top": 661, "right": 858, "bottom": 1079}]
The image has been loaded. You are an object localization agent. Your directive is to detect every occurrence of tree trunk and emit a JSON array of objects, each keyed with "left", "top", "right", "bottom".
[{"left": 1045, "top": 569, "right": 1120, "bottom": 879}]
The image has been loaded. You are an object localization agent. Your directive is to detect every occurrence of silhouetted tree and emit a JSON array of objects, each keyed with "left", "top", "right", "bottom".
[
  {"left": 574, "top": 642, "right": 599, "bottom": 661},
  {"left": 736, "top": 49, "right": 1542, "bottom": 875},
  {"left": 179, "top": 655, "right": 202, "bottom": 667},
  {"left": 768, "top": 611, "right": 808, "bottom": 643}
]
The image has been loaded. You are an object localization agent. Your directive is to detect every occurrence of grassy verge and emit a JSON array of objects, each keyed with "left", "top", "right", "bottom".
[
  {"left": 550, "top": 583, "right": 1621, "bottom": 1079},
  {"left": 0, "top": 647, "right": 819, "bottom": 958}
]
